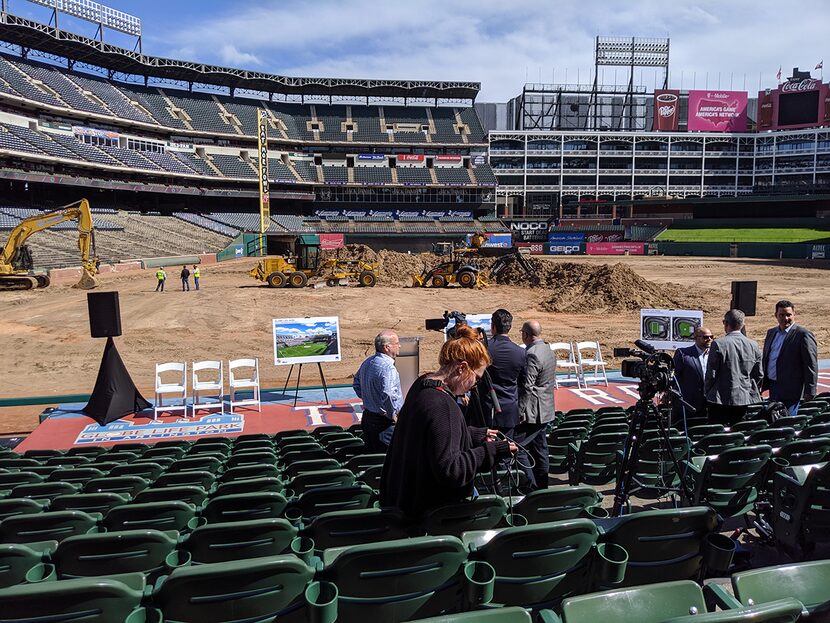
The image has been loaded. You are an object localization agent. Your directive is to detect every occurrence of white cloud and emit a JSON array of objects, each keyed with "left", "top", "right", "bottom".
[{"left": 153, "top": 0, "right": 830, "bottom": 101}]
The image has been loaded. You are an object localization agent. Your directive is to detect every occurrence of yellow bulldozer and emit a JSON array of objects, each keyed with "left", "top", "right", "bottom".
[
  {"left": 0, "top": 199, "right": 99, "bottom": 290},
  {"left": 250, "top": 234, "right": 379, "bottom": 288},
  {"left": 411, "top": 232, "right": 533, "bottom": 288}
]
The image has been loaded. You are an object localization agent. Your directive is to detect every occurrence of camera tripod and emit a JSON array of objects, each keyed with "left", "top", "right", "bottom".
[{"left": 611, "top": 384, "right": 696, "bottom": 517}]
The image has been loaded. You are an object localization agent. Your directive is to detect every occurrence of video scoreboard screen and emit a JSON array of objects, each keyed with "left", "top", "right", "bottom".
[{"left": 778, "top": 90, "right": 820, "bottom": 126}]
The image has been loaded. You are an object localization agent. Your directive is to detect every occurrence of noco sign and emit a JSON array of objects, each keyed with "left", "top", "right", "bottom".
[{"left": 505, "top": 220, "right": 550, "bottom": 243}]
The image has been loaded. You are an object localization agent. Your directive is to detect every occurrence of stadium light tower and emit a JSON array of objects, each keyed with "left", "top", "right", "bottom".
[
  {"left": 12, "top": 0, "right": 142, "bottom": 52},
  {"left": 589, "top": 36, "right": 669, "bottom": 130}
]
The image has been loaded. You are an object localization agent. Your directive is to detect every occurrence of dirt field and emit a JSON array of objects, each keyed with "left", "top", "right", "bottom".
[{"left": 1, "top": 254, "right": 828, "bottom": 433}]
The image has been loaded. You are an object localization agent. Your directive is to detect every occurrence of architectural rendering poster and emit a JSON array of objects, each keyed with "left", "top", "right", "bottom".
[
  {"left": 273, "top": 317, "right": 341, "bottom": 365},
  {"left": 640, "top": 309, "right": 704, "bottom": 351}
]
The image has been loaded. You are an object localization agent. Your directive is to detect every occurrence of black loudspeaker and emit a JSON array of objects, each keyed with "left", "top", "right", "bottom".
[
  {"left": 731, "top": 281, "right": 757, "bottom": 317},
  {"left": 87, "top": 291, "right": 122, "bottom": 338}
]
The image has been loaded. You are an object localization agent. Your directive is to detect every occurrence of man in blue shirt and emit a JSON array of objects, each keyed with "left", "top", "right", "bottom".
[
  {"left": 762, "top": 300, "right": 818, "bottom": 416},
  {"left": 353, "top": 330, "right": 403, "bottom": 452}
]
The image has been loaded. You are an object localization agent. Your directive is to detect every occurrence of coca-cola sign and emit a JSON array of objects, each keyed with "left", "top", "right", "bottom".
[{"left": 782, "top": 79, "right": 818, "bottom": 93}]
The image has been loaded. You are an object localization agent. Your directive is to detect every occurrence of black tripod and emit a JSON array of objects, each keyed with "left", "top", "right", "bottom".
[{"left": 611, "top": 383, "right": 696, "bottom": 517}]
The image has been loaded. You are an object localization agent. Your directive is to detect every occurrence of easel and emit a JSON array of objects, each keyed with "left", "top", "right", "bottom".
[{"left": 282, "top": 362, "right": 330, "bottom": 408}]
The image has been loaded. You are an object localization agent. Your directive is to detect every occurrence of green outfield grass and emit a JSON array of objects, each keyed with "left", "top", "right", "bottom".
[
  {"left": 656, "top": 228, "right": 830, "bottom": 243},
  {"left": 277, "top": 341, "right": 329, "bottom": 358}
]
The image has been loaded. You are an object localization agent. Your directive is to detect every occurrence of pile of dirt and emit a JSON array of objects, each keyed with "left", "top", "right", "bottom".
[
  {"left": 322, "top": 245, "right": 428, "bottom": 285},
  {"left": 323, "top": 246, "right": 713, "bottom": 312}
]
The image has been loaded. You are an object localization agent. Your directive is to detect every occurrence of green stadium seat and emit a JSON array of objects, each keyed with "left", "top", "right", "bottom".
[
  {"left": 184, "top": 518, "right": 297, "bottom": 564},
  {"left": 154, "top": 469, "right": 217, "bottom": 490},
  {"left": 232, "top": 439, "right": 276, "bottom": 453},
  {"left": 687, "top": 424, "right": 726, "bottom": 442},
  {"left": 234, "top": 433, "right": 274, "bottom": 444},
  {"left": 280, "top": 448, "right": 331, "bottom": 465},
  {"left": 728, "top": 560, "right": 830, "bottom": 618},
  {"left": 746, "top": 427, "right": 796, "bottom": 448},
  {"left": 561, "top": 580, "right": 802, "bottom": 623},
  {"left": 108, "top": 461, "right": 166, "bottom": 480},
  {"left": 319, "top": 535, "right": 476, "bottom": 621},
  {"left": 595, "top": 506, "right": 720, "bottom": 587},
  {"left": 288, "top": 484, "right": 373, "bottom": 521},
  {"left": 187, "top": 442, "right": 232, "bottom": 456},
  {"left": 0, "top": 457, "right": 42, "bottom": 469},
  {"left": 773, "top": 415, "right": 810, "bottom": 431},
  {"left": 0, "top": 575, "right": 145, "bottom": 621},
  {"left": 45, "top": 455, "right": 93, "bottom": 467},
  {"left": 289, "top": 469, "right": 355, "bottom": 495},
  {"left": 686, "top": 445, "right": 773, "bottom": 519},
  {"left": 46, "top": 466, "right": 106, "bottom": 485},
  {"left": 0, "top": 470, "right": 44, "bottom": 490},
  {"left": 774, "top": 437, "right": 830, "bottom": 467},
  {"left": 410, "top": 608, "right": 532, "bottom": 622},
  {"left": 331, "top": 441, "right": 368, "bottom": 463},
  {"left": 202, "top": 491, "right": 288, "bottom": 524},
  {"left": 0, "top": 540, "right": 57, "bottom": 588},
  {"left": 310, "top": 425, "right": 344, "bottom": 438},
  {"left": 49, "top": 529, "right": 181, "bottom": 581},
  {"left": 0, "top": 510, "right": 99, "bottom": 543},
  {"left": 133, "top": 485, "right": 209, "bottom": 507},
  {"left": 23, "top": 449, "right": 63, "bottom": 459},
  {"left": 274, "top": 429, "right": 312, "bottom": 441},
  {"left": 625, "top": 435, "right": 691, "bottom": 500},
  {"left": 513, "top": 485, "right": 603, "bottom": 524},
  {"left": 25, "top": 465, "right": 62, "bottom": 478},
  {"left": 166, "top": 455, "right": 224, "bottom": 474},
  {"left": 277, "top": 439, "right": 322, "bottom": 454},
  {"left": 301, "top": 507, "right": 411, "bottom": 552},
  {"left": 772, "top": 461, "right": 830, "bottom": 555},
  {"left": 422, "top": 495, "right": 507, "bottom": 537},
  {"left": 567, "top": 432, "right": 628, "bottom": 485},
  {"left": 220, "top": 463, "right": 281, "bottom": 482},
  {"left": 83, "top": 475, "right": 150, "bottom": 497},
  {"left": 225, "top": 450, "right": 278, "bottom": 470},
  {"left": 95, "top": 451, "right": 141, "bottom": 463},
  {"left": 357, "top": 464, "right": 382, "bottom": 490},
  {"left": 10, "top": 480, "right": 81, "bottom": 501},
  {"left": 103, "top": 501, "right": 198, "bottom": 533},
  {"left": 148, "top": 555, "right": 323, "bottom": 622},
  {"left": 110, "top": 443, "right": 149, "bottom": 454},
  {"left": 141, "top": 446, "right": 188, "bottom": 461},
  {"left": 213, "top": 476, "right": 284, "bottom": 497},
  {"left": 50, "top": 492, "right": 130, "bottom": 515},
  {"left": 729, "top": 419, "right": 768, "bottom": 434},
  {"left": 65, "top": 446, "right": 107, "bottom": 457},
  {"left": 465, "top": 518, "right": 607, "bottom": 609},
  {"left": 801, "top": 422, "right": 830, "bottom": 438},
  {"left": 283, "top": 458, "right": 341, "bottom": 479},
  {"left": 693, "top": 432, "right": 746, "bottom": 456},
  {"left": 343, "top": 453, "right": 385, "bottom": 473},
  {"left": 0, "top": 497, "right": 47, "bottom": 521}
]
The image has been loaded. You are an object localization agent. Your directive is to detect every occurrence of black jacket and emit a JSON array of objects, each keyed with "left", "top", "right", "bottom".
[
  {"left": 673, "top": 344, "right": 708, "bottom": 415},
  {"left": 380, "top": 376, "right": 509, "bottom": 519},
  {"left": 484, "top": 334, "right": 526, "bottom": 430},
  {"left": 762, "top": 324, "right": 818, "bottom": 402}
]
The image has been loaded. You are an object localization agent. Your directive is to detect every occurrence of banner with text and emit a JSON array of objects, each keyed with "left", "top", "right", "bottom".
[
  {"left": 586, "top": 242, "right": 644, "bottom": 255},
  {"left": 687, "top": 90, "right": 748, "bottom": 132},
  {"left": 319, "top": 234, "right": 344, "bottom": 250},
  {"left": 466, "top": 233, "right": 512, "bottom": 248},
  {"left": 506, "top": 219, "right": 551, "bottom": 243},
  {"left": 653, "top": 89, "right": 681, "bottom": 131}
]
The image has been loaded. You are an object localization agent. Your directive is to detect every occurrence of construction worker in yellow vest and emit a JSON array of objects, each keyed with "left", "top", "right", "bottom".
[
  {"left": 155, "top": 267, "right": 167, "bottom": 292},
  {"left": 193, "top": 265, "right": 201, "bottom": 290}
]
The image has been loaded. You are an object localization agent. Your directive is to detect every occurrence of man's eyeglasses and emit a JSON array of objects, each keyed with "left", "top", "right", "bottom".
[{"left": 698, "top": 335, "right": 714, "bottom": 340}]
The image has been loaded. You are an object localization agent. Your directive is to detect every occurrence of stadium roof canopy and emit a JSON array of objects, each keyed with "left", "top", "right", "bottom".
[{"left": 0, "top": 14, "right": 480, "bottom": 100}]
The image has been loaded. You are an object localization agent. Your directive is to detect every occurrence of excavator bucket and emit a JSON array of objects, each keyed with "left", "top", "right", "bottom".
[
  {"left": 411, "top": 274, "right": 425, "bottom": 287},
  {"left": 74, "top": 270, "right": 99, "bottom": 290}
]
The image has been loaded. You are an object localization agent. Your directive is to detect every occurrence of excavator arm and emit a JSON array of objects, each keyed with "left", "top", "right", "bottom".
[{"left": 0, "top": 199, "right": 98, "bottom": 290}]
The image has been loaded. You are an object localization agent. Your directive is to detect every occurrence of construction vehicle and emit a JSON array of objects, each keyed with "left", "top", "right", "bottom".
[
  {"left": 249, "top": 234, "right": 379, "bottom": 288},
  {"left": 0, "top": 199, "right": 99, "bottom": 290},
  {"left": 411, "top": 233, "right": 533, "bottom": 288}
]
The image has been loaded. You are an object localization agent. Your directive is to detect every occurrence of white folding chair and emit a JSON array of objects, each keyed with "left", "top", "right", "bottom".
[
  {"left": 576, "top": 341, "right": 609, "bottom": 387},
  {"left": 550, "top": 342, "right": 583, "bottom": 389},
  {"left": 192, "top": 360, "right": 224, "bottom": 416},
  {"left": 154, "top": 362, "right": 187, "bottom": 420},
  {"left": 229, "top": 358, "right": 261, "bottom": 413}
]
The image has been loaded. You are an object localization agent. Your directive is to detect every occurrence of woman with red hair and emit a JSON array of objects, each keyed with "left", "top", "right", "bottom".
[{"left": 380, "top": 333, "right": 516, "bottom": 519}]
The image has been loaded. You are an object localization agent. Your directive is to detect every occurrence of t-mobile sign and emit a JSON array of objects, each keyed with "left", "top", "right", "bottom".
[{"left": 687, "top": 90, "right": 748, "bottom": 132}]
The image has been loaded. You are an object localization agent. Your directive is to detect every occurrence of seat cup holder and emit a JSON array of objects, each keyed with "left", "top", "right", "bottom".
[
  {"left": 463, "top": 560, "right": 496, "bottom": 608},
  {"left": 284, "top": 506, "right": 303, "bottom": 527},
  {"left": 305, "top": 580, "right": 338, "bottom": 623},
  {"left": 703, "top": 533, "right": 736, "bottom": 574},
  {"left": 596, "top": 542, "right": 628, "bottom": 585},
  {"left": 584, "top": 505, "right": 610, "bottom": 519},
  {"left": 290, "top": 536, "right": 315, "bottom": 564},
  {"left": 504, "top": 512, "right": 528, "bottom": 527}
]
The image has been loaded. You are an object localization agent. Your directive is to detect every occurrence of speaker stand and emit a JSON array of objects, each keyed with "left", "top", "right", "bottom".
[{"left": 83, "top": 337, "right": 151, "bottom": 425}]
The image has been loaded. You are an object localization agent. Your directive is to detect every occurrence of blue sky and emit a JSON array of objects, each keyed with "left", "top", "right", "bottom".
[{"left": 8, "top": 0, "right": 829, "bottom": 101}]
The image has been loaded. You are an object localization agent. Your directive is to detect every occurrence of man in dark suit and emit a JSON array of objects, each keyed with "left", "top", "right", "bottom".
[
  {"left": 673, "top": 326, "right": 714, "bottom": 424},
  {"left": 704, "top": 309, "right": 763, "bottom": 426},
  {"left": 484, "top": 309, "right": 526, "bottom": 437},
  {"left": 762, "top": 300, "right": 818, "bottom": 416},
  {"left": 517, "top": 320, "right": 557, "bottom": 490}
]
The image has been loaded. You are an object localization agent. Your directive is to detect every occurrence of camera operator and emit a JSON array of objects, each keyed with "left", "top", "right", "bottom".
[
  {"left": 380, "top": 333, "right": 517, "bottom": 520},
  {"left": 705, "top": 309, "right": 763, "bottom": 426}
]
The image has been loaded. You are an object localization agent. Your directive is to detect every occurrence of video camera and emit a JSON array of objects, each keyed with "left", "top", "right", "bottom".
[
  {"left": 425, "top": 311, "right": 468, "bottom": 338},
  {"left": 613, "top": 339, "right": 674, "bottom": 400}
]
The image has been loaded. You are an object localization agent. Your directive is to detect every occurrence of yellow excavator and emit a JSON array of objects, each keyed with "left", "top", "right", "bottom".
[{"left": 0, "top": 198, "right": 99, "bottom": 290}]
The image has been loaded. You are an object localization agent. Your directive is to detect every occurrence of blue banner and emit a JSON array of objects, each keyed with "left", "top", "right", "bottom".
[
  {"left": 547, "top": 233, "right": 585, "bottom": 244},
  {"left": 75, "top": 413, "right": 245, "bottom": 444},
  {"left": 546, "top": 241, "right": 584, "bottom": 255},
  {"left": 357, "top": 154, "right": 385, "bottom": 161},
  {"left": 467, "top": 233, "right": 512, "bottom": 248}
]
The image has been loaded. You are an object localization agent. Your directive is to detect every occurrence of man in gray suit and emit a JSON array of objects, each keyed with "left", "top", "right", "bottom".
[
  {"left": 517, "top": 320, "right": 557, "bottom": 490},
  {"left": 762, "top": 300, "right": 818, "bottom": 416},
  {"left": 673, "top": 326, "right": 714, "bottom": 423},
  {"left": 704, "top": 309, "right": 763, "bottom": 426}
]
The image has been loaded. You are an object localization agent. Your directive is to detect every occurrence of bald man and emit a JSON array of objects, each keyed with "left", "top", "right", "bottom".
[
  {"left": 517, "top": 320, "right": 557, "bottom": 490},
  {"left": 672, "top": 326, "right": 714, "bottom": 424}
]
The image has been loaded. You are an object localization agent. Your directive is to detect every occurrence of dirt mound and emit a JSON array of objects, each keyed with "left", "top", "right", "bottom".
[{"left": 324, "top": 246, "right": 712, "bottom": 311}]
